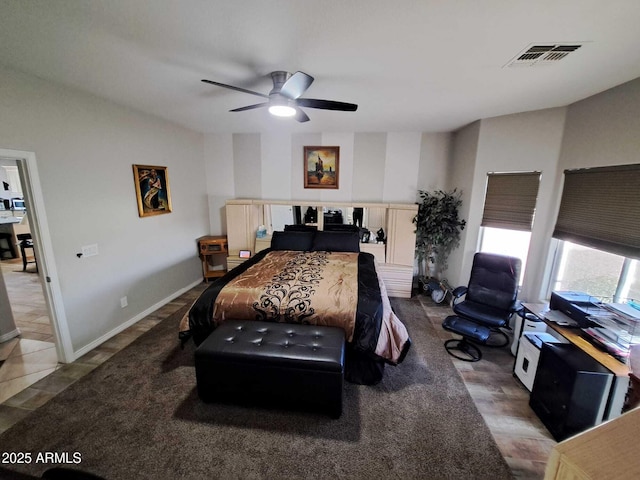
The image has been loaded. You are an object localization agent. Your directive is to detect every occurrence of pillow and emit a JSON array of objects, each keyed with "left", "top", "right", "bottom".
[
  {"left": 270, "top": 231, "right": 315, "bottom": 251},
  {"left": 323, "top": 223, "right": 360, "bottom": 233},
  {"left": 284, "top": 224, "right": 318, "bottom": 232},
  {"left": 311, "top": 231, "right": 360, "bottom": 253}
]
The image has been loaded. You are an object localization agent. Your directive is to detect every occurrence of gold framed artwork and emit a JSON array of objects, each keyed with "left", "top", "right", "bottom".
[
  {"left": 304, "top": 146, "right": 339, "bottom": 189},
  {"left": 132, "top": 164, "right": 172, "bottom": 217}
]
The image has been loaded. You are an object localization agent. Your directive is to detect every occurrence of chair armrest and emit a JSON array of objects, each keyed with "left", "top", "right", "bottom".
[
  {"left": 452, "top": 286, "right": 467, "bottom": 298},
  {"left": 512, "top": 301, "right": 524, "bottom": 315}
]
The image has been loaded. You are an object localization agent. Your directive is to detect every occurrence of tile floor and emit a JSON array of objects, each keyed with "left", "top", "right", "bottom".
[
  {"left": 0, "top": 274, "right": 554, "bottom": 479},
  {"left": 0, "top": 258, "right": 59, "bottom": 405}
]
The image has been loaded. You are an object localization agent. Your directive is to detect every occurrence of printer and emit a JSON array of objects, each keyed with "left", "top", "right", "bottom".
[{"left": 549, "top": 291, "right": 604, "bottom": 328}]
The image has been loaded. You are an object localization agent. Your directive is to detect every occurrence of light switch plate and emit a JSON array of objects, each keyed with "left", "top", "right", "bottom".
[{"left": 81, "top": 244, "right": 98, "bottom": 257}]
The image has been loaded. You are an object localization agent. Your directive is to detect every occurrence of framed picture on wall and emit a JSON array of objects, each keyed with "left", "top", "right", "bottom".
[
  {"left": 304, "top": 146, "right": 339, "bottom": 189},
  {"left": 132, "top": 164, "right": 172, "bottom": 217}
]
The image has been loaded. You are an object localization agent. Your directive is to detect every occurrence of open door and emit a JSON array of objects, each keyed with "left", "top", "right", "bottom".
[{"left": 1, "top": 148, "right": 74, "bottom": 363}]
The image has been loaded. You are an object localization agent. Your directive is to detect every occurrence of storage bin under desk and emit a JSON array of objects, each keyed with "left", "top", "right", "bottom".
[{"left": 514, "top": 332, "right": 565, "bottom": 392}]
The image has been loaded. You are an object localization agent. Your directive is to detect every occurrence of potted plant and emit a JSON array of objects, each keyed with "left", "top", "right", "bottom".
[{"left": 413, "top": 189, "right": 466, "bottom": 289}]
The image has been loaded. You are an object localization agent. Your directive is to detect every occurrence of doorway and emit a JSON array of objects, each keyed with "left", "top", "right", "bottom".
[{"left": 0, "top": 149, "right": 73, "bottom": 374}]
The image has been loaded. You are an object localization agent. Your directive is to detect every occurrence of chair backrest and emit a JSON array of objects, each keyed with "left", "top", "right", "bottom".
[{"left": 466, "top": 252, "right": 521, "bottom": 312}]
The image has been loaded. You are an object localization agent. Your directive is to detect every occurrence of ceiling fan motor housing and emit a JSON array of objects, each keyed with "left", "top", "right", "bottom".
[{"left": 269, "top": 71, "right": 292, "bottom": 95}]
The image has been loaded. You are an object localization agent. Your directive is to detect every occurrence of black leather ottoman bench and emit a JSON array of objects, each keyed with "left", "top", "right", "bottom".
[{"left": 195, "top": 320, "right": 345, "bottom": 418}]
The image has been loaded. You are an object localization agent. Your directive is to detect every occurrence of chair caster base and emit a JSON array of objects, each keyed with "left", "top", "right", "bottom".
[
  {"left": 485, "top": 329, "right": 510, "bottom": 348},
  {"left": 444, "top": 338, "right": 482, "bottom": 362}
]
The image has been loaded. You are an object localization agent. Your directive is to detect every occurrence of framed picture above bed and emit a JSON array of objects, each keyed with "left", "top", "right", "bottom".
[
  {"left": 304, "top": 146, "right": 339, "bottom": 189},
  {"left": 132, "top": 164, "right": 173, "bottom": 217}
]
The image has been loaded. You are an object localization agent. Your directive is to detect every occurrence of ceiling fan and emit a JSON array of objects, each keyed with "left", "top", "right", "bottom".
[{"left": 201, "top": 71, "right": 357, "bottom": 122}]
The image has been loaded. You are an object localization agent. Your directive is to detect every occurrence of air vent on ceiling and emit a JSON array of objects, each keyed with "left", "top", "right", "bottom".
[{"left": 505, "top": 43, "right": 584, "bottom": 67}]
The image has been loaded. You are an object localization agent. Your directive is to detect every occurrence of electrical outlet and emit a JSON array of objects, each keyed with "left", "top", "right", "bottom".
[
  {"left": 120, "top": 296, "right": 128, "bottom": 308},
  {"left": 81, "top": 244, "right": 99, "bottom": 257}
]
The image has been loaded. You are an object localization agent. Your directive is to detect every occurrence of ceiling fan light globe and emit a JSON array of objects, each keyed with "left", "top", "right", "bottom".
[{"left": 268, "top": 105, "right": 296, "bottom": 117}]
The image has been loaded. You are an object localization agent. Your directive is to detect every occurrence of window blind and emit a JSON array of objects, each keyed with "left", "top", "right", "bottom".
[
  {"left": 552, "top": 164, "right": 640, "bottom": 259},
  {"left": 481, "top": 172, "right": 541, "bottom": 231}
]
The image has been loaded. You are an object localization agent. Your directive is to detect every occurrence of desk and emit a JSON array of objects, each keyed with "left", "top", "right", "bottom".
[{"left": 521, "top": 303, "right": 630, "bottom": 420}]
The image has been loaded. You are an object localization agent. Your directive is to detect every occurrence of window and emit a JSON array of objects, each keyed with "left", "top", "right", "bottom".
[
  {"left": 478, "top": 171, "right": 540, "bottom": 285},
  {"left": 479, "top": 227, "right": 531, "bottom": 284},
  {"left": 550, "top": 240, "right": 639, "bottom": 302}
]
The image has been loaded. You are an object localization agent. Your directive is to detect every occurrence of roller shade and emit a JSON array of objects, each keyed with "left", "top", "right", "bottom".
[
  {"left": 553, "top": 164, "right": 640, "bottom": 259},
  {"left": 481, "top": 172, "right": 541, "bottom": 231}
]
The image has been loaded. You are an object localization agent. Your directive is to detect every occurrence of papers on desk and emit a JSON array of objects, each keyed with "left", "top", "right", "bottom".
[
  {"left": 544, "top": 309, "right": 580, "bottom": 328},
  {"left": 582, "top": 328, "right": 629, "bottom": 360},
  {"left": 585, "top": 303, "right": 640, "bottom": 361}
]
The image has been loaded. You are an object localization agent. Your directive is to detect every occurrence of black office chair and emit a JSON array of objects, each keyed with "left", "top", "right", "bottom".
[{"left": 442, "top": 252, "right": 521, "bottom": 362}]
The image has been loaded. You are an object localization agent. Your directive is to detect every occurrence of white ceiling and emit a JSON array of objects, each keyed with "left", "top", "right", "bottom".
[{"left": 2, "top": 0, "right": 640, "bottom": 134}]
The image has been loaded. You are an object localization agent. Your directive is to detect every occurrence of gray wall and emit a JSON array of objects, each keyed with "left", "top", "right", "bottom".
[{"left": 0, "top": 67, "right": 209, "bottom": 355}]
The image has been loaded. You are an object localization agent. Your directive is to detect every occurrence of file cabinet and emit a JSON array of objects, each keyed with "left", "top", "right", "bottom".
[{"left": 530, "top": 342, "right": 613, "bottom": 441}]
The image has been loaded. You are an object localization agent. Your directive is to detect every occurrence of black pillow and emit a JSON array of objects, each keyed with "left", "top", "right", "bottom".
[
  {"left": 323, "top": 223, "right": 360, "bottom": 233},
  {"left": 311, "top": 231, "right": 360, "bottom": 253},
  {"left": 270, "top": 231, "right": 315, "bottom": 251},
  {"left": 284, "top": 224, "right": 318, "bottom": 232}
]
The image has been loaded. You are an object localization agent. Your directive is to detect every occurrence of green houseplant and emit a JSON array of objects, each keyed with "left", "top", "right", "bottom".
[{"left": 413, "top": 189, "right": 466, "bottom": 282}]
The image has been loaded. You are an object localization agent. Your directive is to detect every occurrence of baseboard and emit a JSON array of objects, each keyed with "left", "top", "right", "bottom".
[
  {"left": 72, "top": 278, "right": 202, "bottom": 360},
  {"left": 0, "top": 328, "right": 21, "bottom": 343}
]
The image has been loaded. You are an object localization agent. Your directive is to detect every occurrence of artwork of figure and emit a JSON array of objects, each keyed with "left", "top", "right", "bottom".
[{"left": 133, "top": 165, "right": 172, "bottom": 217}]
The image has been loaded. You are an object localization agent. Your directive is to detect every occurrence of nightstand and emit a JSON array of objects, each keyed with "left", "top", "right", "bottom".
[
  {"left": 255, "top": 235, "right": 272, "bottom": 253},
  {"left": 360, "top": 242, "right": 386, "bottom": 263},
  {"left": 197, "top": 235, "right": 228, "bottom": 282},
  {"left": 226, "top": 256, "right": 249, "bottom": 270}
]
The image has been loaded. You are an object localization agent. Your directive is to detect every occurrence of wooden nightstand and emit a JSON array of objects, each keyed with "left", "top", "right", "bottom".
[{"left": 197, "top": 235, "right": 228, "bottom": 282}]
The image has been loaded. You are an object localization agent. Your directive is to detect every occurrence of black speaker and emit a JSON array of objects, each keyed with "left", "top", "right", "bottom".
[{"left": 529, "top": 342, "right": 613, "bottom": 441}]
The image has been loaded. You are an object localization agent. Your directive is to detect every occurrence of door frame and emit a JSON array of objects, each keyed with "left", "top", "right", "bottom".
[{"left": 0, "top": 148, "right": 74, "bottom": 363}]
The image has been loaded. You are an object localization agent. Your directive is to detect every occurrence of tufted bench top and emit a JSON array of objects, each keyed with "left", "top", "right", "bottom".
[{"left": 196, "top": 320, "right": 345, "bottom": 372}]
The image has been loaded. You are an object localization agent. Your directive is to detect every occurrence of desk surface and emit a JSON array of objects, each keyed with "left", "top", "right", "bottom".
[{"left": 522, "top": 303, "right": 630, "bottom": 377}]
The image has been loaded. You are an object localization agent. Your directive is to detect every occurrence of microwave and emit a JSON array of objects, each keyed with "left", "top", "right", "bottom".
[{"left": 11, "top": 197, "right": 26, "bottom": 211}]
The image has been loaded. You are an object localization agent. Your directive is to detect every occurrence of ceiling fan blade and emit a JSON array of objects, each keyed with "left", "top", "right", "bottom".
[
  {"left": 297, "top": 98, "right": 358, "bottom": 111},
  {"left": 295, "top": 108, "right": 310, "bottom": 123},
  {"left": 229, "top": 103, "right": 269, "bottom": 112},
  {"left": 201, "top": 79, "right": 269, "bottom": 98},
  {"left": 280, "top": 71, "right": 314, "bottom": 99}
]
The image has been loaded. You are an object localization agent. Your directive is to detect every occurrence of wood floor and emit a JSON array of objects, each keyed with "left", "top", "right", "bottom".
[
  {"left": 419, "top": 296, "right": 556, "bottom": 479},
  {"left": 0, "top": 275, "right": 555, "bottom": 479}
]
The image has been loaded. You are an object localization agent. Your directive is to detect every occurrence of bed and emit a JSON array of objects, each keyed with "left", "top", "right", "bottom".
[{"left": 179, "top": 230, "right": 411, "bottom": 384}]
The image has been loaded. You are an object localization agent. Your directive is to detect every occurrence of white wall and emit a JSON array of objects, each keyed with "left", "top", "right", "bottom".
[
  {"left": 203, "top": 131, "right": 453, "bottom": 233},
  {"left": 447, "top": 77, "right": 640, "bottom": 301},
  {"left": 0, "top": 267, "right": 17, "bottom": 340},
  {"left": 558, "top": 78, "right": 640, "bottom": 171},
  {"left": 447, "top": 109, "right": 568, "bottom": 297},
  {"left": 0, "top": 68, "right": 208, "bottom": 355},
  {"left": 444, "top": 121, "right": 481, "bottom": 288}
]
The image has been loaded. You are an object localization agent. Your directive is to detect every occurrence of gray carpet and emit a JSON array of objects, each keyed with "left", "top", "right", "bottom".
[{"left": 0, "top": 297, "right": 513, "bottom": 479}]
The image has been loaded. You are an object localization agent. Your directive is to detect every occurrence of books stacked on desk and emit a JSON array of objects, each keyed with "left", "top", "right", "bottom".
[{"left": 585, "top": 303, "right": 640, "bottom": 361}]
